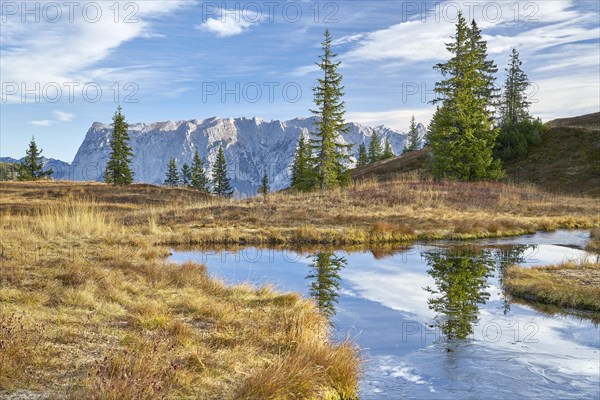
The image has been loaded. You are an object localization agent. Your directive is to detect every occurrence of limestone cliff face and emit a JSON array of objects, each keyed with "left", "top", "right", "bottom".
[{"left": 71, "top": 116, "right": 409, "bottom": 196}]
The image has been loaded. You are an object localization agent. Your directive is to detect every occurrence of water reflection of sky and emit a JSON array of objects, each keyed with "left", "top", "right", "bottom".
[{"left": 170, "top": 230, "right": 599, "bottom": 400}]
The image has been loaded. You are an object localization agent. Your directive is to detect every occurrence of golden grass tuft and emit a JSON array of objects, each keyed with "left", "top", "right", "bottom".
[
  {"left": 504, "top": 259, "right": 600, "bottom": 311},
  {"left": 586, "top": 227, "right": 600, "bottom": 253},
  {"left": 0, "top": 313, "right": 44, "bottom": 389},
  {"left": 33, "top": 200, "right": 116, "bottom": 239},
  {"left": 84, "top": 338, "right": 178, "bottom": 400},
  {"left": 234, "top": 340, "right": 360, "bottom": 400}
]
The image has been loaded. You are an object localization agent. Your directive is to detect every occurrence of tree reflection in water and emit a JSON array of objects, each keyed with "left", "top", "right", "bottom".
[
  {"left": 423, "top": 246, "right": 495, "bottom": 341},
  {"left": 493, "top": 244, "right": 538, "bottom": 315},
  {"left": 306, "top": 252, "right": 347, "bottom": 318}
]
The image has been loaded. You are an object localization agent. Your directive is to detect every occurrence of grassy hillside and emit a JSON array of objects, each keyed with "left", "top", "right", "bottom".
[
  {"left": 352, "top": 112, "right": 600, "bottom": 196},
  {"left": 504, "top": 112, "right": 600, "bottom": 196},
  {"left": 352, "top": 148, "right": 431, "bottom": 182}
]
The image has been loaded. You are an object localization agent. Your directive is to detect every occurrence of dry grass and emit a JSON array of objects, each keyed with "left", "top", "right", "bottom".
[
  {"left": 586, "top": 227, "right": 600, "bottom": 253},
  {"left": 0, "top": 188, "right": 359, "bottom": 398},
  {"left": 2, "top": 179, "right": 597, "bottom": 246},
  {"left": 1, "top": 178, "right": 598, "bottom": 397},
  {"left": 0, "top": 314, "right": 44, "bottom": 389},
  {"left": 504, "top": 259, "right": 600, "bottom": 312}
]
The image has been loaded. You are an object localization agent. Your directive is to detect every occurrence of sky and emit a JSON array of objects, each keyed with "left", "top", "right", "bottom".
[{"left": 1, "top": 0, "right": 599, "bottom": 162}]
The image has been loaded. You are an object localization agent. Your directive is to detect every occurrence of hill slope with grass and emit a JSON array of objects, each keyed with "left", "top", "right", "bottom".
[
  {"left": 352, "top": 112, "right": 600, "bottom": 196},
  {"left": 351, "top": 148, "right": 431, "bottom": 182},
  {"left": 504, "top": 112, "right": 600, "bottom": 196}
]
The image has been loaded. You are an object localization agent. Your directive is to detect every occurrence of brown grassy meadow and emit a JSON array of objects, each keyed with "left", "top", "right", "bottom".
[
  {"left": 0, "top": 178, "right": 599, "bottom": 398},
  {"left": 0, "top": 182, "right": 360, "bottom": 399}
]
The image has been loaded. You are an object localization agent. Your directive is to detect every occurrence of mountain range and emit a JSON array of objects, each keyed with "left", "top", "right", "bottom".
[
  {"left": 4, "top": 116, "right": 425, "bottom": 195},
  {"left": 70, "top": 116, "right": 422, "bottom": 195}
]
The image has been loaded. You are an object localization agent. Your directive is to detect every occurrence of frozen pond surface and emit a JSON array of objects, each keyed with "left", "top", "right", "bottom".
[{"left": 170, "top": 230, "right": 599, "bottom": 399}]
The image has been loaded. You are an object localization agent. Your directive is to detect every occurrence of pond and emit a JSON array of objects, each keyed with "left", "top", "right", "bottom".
[{"left": 170, "top": 230, "right": 599, "bottom": 399}]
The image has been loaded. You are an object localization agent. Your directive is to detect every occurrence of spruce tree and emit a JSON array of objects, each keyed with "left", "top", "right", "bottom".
[
  {"left": 310, "top": 29, "right": 350, "bottom": 190},
  {"left": 500, "top": 49, "right": 530, "bottom": 125},
  {"left": 17, "top": 137, "right": 53, "bottom": 181},
  {"left": 104, "top": 106, "right": 134, "bottom": 185},
  {"left": 406, "top": 115, "right": 421, "bottom": 152},
  {"left": 290, "top": 135, "right": 315, "bottom": 190},
  {"left": 259, "top": 169, "right": 269, "bottom": 197},
  {"left": 368, "top": 130, "right": 383, "bottom": 163},
  {"left": 428, "top": 14, "right": 502, "bottom": 180},
  {"left": 356, "top": 143, "right": 369, "bottom": 167},
  {"left": 190, "top": 150, "right": 209, "bottom": 192},
  {"left": 181, "top": 163, "right": 192, "bottom": 187},
  {"left": 212, "top": 145, "right": 233, "bottom": 198},
  {"left": 382, "top": 137, "right": 394, "bottom": 160},
  {"left": 495, "top": 49, "right": 542, "bottom": 160},
  {"left": 164, "top": 158, "right": 180, "bottom": 187}
]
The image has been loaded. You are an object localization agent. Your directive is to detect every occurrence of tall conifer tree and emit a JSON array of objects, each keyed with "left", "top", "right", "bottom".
[
  {"left": 495, "top": 49, "right": 542, "bottom": 160},
  {"left": 427, "top": 14, "right": 502, "bottom": 180},
  {"left": 406, "top": 115, "right": 421, "bottom": 152},
  {"left": 290, "top": 135, "right": 315, "bottom": 190},
  {"left": 104, "top": 106, "right": 134, "bottom": 185},
  {"left": 368, "top": 130, "right": 383, "bottom": 163},
  {"left": 310, "top": 29, "right": 350, "bottom": 190},
  {"left": 382, "top": 137, "right": 394, "bottom": 160},
  {"left": 259, "top": 169, "right": 269, "bottom": 197},
  {"left": 212, "top": 145, "right": 233, "bottom": 198},
  {"left": 17, "top": 137, "right": 53, "bottom": 181},
  {"left": 190, "top": 149, "right": 209, "bottom": 192},
  {"left": 181, "top": 163, "right": 192, "bottom": 186},
  {"left": 356, "top": 143, "right": 369, "bottom": 167},
  {"left": 164, "top": 158, "right": 180, "bottom": 187}
]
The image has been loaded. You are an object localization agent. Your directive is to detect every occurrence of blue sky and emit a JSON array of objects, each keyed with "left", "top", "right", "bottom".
[{"left": 1, "top": 0, "right": 599, "bottom": 161}]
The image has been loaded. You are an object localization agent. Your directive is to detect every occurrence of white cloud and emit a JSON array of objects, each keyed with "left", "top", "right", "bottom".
[
  {"left": 341, "top": 0, "right": 598, "bottom": 124},
  {"left": 31, "top": 120, "right": 54, "bottom": 127},
  {"left": 347, "top": 108, "right": 434, "bottom": 132},
  {"left": 530, "top": 73, "right": 600, "bottom": 121},
  {"left": 53, "top": 111, "right": 75, "bottom": 122},
  {"left": 196, "top": 8, "right": 260, "bottom": 37},
  {"left": 1, "top": 1, "right": 190, "bottom": 101},
  {"left": 343, "top": 0, "right": 593, "bottom": 62},
  {"left": 290, "top": 64, "right": 319, "bottom": 77},
  {"left": 332, "top": 33, "right": 366, "bottom": 46}
]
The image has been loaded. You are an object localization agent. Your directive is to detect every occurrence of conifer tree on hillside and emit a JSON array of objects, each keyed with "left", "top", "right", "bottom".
[
  {"left": 164, "top": 158, "right": 180, "bottom": 187},
  {"left": 212, "top": 145, "right": 233, "bottom": 198},
  {"left": 17, "top": 137, "right": 53, "bottom": 181},
  {"left": 368, "top": 130, "right": 383, "bottom": 163},
  {"left": 356, "top": 143, "right": 369, "bottom": 167},
  {"left": 104, "top": 106, "right": 134, "bottom": 185},
  {"left": 382, "top": 137, "right": 394, "bottom": 160},
  {"left": 190, "top": 150, "right": 209, "bottom": 192},
  {"left": 495, "top": 48, "right": 542, "bottom": 160},
  {"left": 290, "top": 135, "right": 314, "bottom": 190},
  {"left": 259, "top": 169, "right": 269, "bottom": 197},
  {"left": 500, "top": 49, "right": 530, "bottom": 125},
  {"left": 427, "top": 14, "right": 502, "bottom": 180},
  {"left": 181, "top": 163, "right": 192, "bottom": 187},
  {"left": 405, "top": 115, "right": 421, "bottom": 152},
  {"left": 310, "top": 29, "right": 350, "bottom": 190}
]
